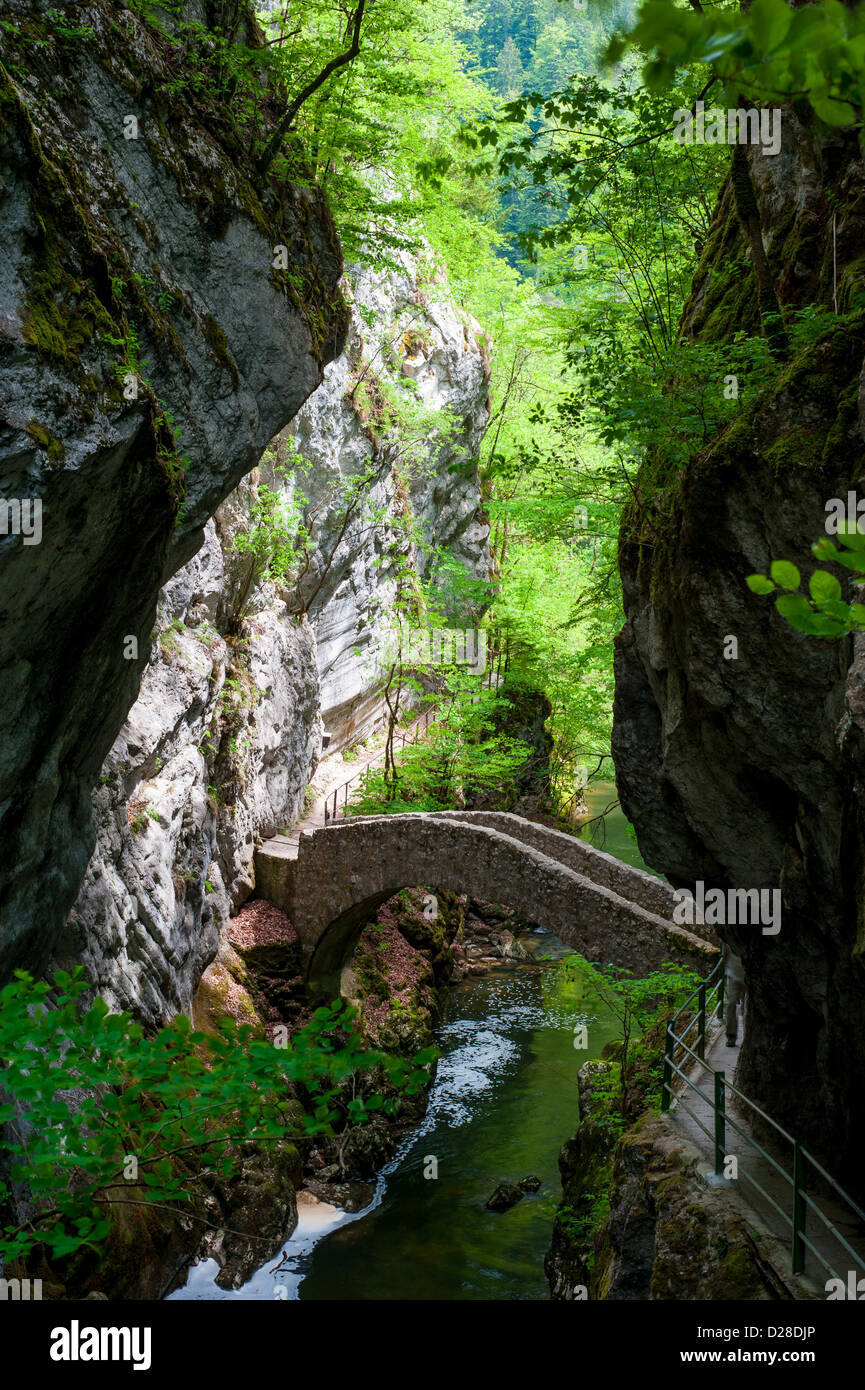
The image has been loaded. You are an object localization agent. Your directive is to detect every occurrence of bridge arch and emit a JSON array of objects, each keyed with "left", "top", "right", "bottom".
[{"left": 255, "top": 813, "right": 715, "bottom": 1000}]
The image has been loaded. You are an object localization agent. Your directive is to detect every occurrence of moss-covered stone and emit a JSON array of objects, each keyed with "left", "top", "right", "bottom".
[
  {"left": 546, "top": 1027, "right": 791, "bottom": 1300},
  {"left": 25, "top": 417, "right": 65, "bottom": 465}
]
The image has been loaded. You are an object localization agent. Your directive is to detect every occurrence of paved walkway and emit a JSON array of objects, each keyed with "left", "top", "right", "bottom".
[
  {"left": 274, "top": 674, "right": 499, "bottom": 850},
  {"left": 668, "top": 1016, "right": 865, "bottom": 1295},
  {"left": 276, "top": 705, "right": 436, "bottom": 847}
]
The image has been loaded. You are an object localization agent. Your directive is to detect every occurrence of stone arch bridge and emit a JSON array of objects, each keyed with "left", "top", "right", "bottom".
[{"left": 255, "top": 811, "right": 717, "bottom": 997}]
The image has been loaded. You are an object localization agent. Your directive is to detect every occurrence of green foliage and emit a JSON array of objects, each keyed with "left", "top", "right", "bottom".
[
  {"left": 0, "top": 969, "right": 433, "bottom": 1266},
  {"left": 610, "top": 0, "right": 865, "bottom": 131},
  {"left": 433, "top": 37, "right": 732, "bottom": 816},
  {"left": 230, "top": 450, "right": 311, "bottom": 627},
  {"left": 349, "top": 672, "right": 529, "bottom": 815},
  {"left": 256, "top": 0, "right": 488, "bottom": 266},
  {"left": 557, "top": 957, "right": 700, "bottom": 1112},
  {"left": 556, "top": 1190, "right": 611, "bottom": 1251},
  {"left": 747, "top": 525, "right": 865, "bottom": 637}
]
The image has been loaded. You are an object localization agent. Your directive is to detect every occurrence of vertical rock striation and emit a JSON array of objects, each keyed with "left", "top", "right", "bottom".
[
  {"left": 64, "top": 249, "right": 492, "bottom": 1024},
  {"left": 612, "top": 110, "right": 865, "bottom": 1183},
  {"left": 0, "top": 0, "right": 348, "bottom": 983},
  {"left": 288, "top": 250, "right": 492, "bottom": 748}
]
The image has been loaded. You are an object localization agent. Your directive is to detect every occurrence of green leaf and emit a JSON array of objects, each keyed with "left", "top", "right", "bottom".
[
  {"left": 749, "top": 0, "right": 792, "bottom": 52},
  {"left": 775, "top": 593, "right": 821, "bottom": 633},
  {"left": 837, "top": 523, "right": 865, "bottom": 553},
  {"left": 809, "top": 569, "right": 842, "bottom": 603},
  {"left": 746, "top": 574, "right": 775, "bottom": 595},
  {"left": 770, "top": 560, "right": 801, "bottom": 590},
  {"left": 812, "top": 538, "right": 840, "bottom": 563},
  {"left": 828, "top": 548, "right": 865, "bottom": 573},
  {"left": 819, "top": 599, "right": 852, "bottom": 623},
  {"left": 811, "top": 95, "right": 858, "bottom": 126}
]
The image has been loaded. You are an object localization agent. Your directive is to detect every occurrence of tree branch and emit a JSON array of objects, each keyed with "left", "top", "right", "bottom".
[{"left": 257, "top": 0, "right": 368, "bottom": 179}]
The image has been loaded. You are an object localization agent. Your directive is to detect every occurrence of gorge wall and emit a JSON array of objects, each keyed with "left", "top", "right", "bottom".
[
  {"left": 56, "top": 254, "right": 492, "bottom": 1024},
  {"left": 612, "top": 110, "right": 865, "bottom": 1183},
  {"left": 0, "top": 1, "right": 491, "bottom": 1022},
  {"left": 0, "top": 0, "right": 347, "bottom": 984},
  {"left": 294, "top": 253, "right": 492, "bottom": 750}
]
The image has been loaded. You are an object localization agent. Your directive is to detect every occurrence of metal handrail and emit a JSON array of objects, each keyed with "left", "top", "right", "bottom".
[
  {"left": 323, "top": 705, "right": 436, "bottom": 823},
  {"left": 323, "top": 651, "right": 502, "bottom": 823},
  {"left": 661, "top": 958, "right": 865, "bottom": 1284}
]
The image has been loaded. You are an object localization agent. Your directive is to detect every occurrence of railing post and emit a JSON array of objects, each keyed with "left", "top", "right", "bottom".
[
  {"left": 698, "top": 981, "right": 707, "bottom": 1061},
  {"left": 661, "top": 1026, "right": 673, "bottom": 1112},
  {"left": 792, "top": 1141, "right": 806, "bottom": 1274},
  {"left": 714, "top": 1071, "right": 726, "bottom": 1175},
  {"left": 718, "top": 961, "right": 725, "bottom": 1021}
]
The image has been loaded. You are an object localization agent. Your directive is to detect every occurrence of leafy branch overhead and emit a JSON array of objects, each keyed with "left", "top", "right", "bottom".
[
  {"left": 0, "top": 968, "right": 433, "bottom": 1265},
  {"left": 609, "top": 0, "right": 865, "bottom": 127},
  {"left": 747, "top": 527, "right": 865, "bottom": 638},
  {"left": 256, "top": 0, "right": 369, "bottom": 177}
]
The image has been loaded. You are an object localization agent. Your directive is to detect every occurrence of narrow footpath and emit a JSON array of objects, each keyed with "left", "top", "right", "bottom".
[
  {"left": 667, "top": 1017, "right": 865, "bottom": 1296},
  {"left": 275, "top": 705, "right": 436, "bottom": 848}
]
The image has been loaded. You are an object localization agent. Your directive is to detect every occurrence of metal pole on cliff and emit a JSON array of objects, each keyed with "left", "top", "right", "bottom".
[
  {"left": 698, "top": 981, "right": 707, "bottom": 1061},
  {"left": 714, "top": 1072, "right": 726, "bottom": 1175},
  {"left": 661, "top": 1027, "right": 673, "bottom": 1112},
  {"left": 792, "top": 1141, "right": 807, "bottom": 1274}
]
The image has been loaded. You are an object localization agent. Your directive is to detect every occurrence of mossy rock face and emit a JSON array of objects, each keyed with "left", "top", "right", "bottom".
[
  {"left": 384, "top": 889, "right": 455, "bottom": 984},
  {"left": 229, "top": 941, "right": 305, "bottom": 1023},
  {"left": 30, "top": 1158, "right": 209, "bottom": 1301},
  {"left": 25, "top": 417, "right": 66, "bottom": 465},
  {"left": 612, "top": 103, "right": 865, "bottom": 1181},
  {"left": 546, "top": 1032, "right": 779, "bottom": 1300},
  {"left": 648, "top": 1169, "right": 767, "bottom": 1302},
  {"left": 545, "top": 1061, "right": 622, "bottom": 1298},
  {"left": 206, "top": 1138, "right": 302, "bottom": 1291},
  {"left": 193, "top": 958, "right": 265, "bottom": 1039},
  {"left": 338, "top": 1120, "right": 397, "bottom": 1181},
  {"left": 466, "top": 676, "right": 553, "bottom": 812},
  {"left": 0, "top": 0, "right": 348, "bottom": 994}
]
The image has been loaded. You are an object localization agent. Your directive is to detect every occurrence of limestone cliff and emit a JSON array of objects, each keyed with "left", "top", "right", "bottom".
[
  {"left": 293, "top": 251, "right": 492, "bottom": 749},
  {"left": 0, "top": 0, "right": 348, "bottom": 984},
  {"left": 60, "top": 253, "right": 492, "bottom": 1024},
  {"left": 612, "top": 111, "right": 865, "bottom": 1185}
]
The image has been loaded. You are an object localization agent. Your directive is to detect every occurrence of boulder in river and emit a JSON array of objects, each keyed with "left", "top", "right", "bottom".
[
  {"left": 486, "top": 1182, "right": 524, "bottom": 1211},
  {"left": 518, "top": 1175, "right": 542, "bottom": 1193}
]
